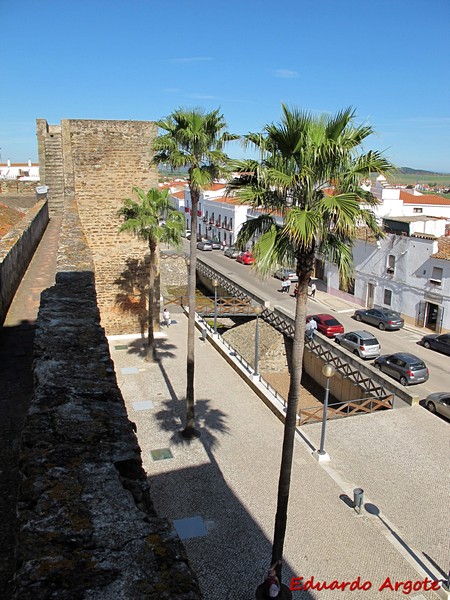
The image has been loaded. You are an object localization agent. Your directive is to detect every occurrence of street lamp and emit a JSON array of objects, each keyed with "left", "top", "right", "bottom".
[
  {"left": 184, "top": 255, "right": 190, "bottom": 306},
  {"left": 212, "top": 278, "right": 218, "bottom": 335},
  {"left": 315, "top": 363, "right": 336, "bottom": 461},
  {"left": 253, "top": 305, "right": 263, "bottom": 378}
]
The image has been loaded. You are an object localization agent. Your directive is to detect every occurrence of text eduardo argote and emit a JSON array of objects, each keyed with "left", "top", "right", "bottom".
[{"left": 289, "top": 575, "right": 443, "bottom": 594}]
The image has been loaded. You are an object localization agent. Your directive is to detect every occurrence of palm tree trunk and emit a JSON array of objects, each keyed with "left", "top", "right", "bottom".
[
  {"left": 145, "top": 241, "right": 158, "bottom": 363},
  {"left": 271, "top": 259, "right": 312, "bottom": 580},
  {"left": 181, "top": 191, "right": 200, "bottom": 438}
]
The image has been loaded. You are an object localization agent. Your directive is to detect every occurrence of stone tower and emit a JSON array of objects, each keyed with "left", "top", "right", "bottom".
[{"left": 36, "top": 118, "right": 159, "bottom": 334}]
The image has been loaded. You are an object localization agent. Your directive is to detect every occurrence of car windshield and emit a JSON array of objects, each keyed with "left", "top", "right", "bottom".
[{"left": 324, "top": 319, "right": 340, "bottom": 326}]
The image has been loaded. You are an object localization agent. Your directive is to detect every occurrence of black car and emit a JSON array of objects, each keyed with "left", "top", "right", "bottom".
[
  {"left": 420, "top": 333, "right": 450, "bottom": 356},
  {"left": 353, "top": 307, "right": 404, "bottom": 331}
]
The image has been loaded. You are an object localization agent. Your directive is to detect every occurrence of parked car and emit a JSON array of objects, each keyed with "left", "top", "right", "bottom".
[
  {"left": 308, "top": 314, "right": 344, "bottom": 338},
  {"left": 425, "top": 392, "right": 450, "bottom": 419},
  {"left": 182, "top": 229, "right": 191, "bottom": 239},
  {"left": 236, "top": 251, "right": 255, "bottom": 265},
  {"left": 208, "top": 238, "right": 222, "bottom": 250},
  {"left": 274, "top": 268, "right": 298, "bottom": 282},
  {"left": 335, "top": 330, "right": 381, "bottom": 359},
  {"left": 353, "top": 307, "right": 404, "bottom": 331},
  {"left": 196, "top": 240, "right": 213, "bottom": 251},
  {"left": 420, "top": 333, "right": 450, "bottom": 356},
  {"left": 224, "top": 246, "right": 240, "bottom": 258},
  {"left": 373, "top": 352, "right": 429, "bottom": 386}
]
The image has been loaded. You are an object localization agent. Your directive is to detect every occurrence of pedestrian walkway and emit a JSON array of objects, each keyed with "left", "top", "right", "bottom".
[{"left": 110, "top": 310, "right": 449, "bottom": 600}]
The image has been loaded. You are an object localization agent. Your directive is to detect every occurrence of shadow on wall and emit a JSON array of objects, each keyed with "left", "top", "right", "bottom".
[{"left": 114, "top": 256, "right": 151, "bottom": 337}]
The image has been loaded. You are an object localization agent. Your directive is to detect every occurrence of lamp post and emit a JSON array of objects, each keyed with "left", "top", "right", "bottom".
[
  {"left": 212, "top": 278, "right": 218, "bottom": 336},
  {"left": 315, "top": 363, "right": 336, "bottom": 462},
  {"left": 184, "top": 255, "right": 190, "bottom": 306},
  {"left": 253, "top": 305, "right": 263, "bottom": 378}
]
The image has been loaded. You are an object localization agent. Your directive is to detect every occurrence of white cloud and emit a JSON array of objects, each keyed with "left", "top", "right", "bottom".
[
  {"left": 273, "top": 69, "right": 299, "bottom": 79},
  {"left": 162, "top": 57, "right": 213, "bottom": 64}
]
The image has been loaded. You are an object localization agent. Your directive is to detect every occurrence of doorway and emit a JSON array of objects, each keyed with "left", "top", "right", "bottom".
[
  {"left": 366, "top": 283, "right": 375, "bottom": 308},
  {"left": 425, "top": 302, "right": 444, "bottom": 332}
]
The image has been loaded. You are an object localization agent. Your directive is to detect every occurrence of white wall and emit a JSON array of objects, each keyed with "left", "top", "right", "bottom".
[{"left": 327, "top": 234, "right": 450, "bottom": 330}]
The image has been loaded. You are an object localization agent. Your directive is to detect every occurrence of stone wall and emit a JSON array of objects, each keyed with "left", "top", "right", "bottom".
[
  {"left": 0, "top": 199, "right": 49, "bottom": 325},
  {"left": 37, "top": 118, "right": 160, "bottom": 335},
  {"left": 13, "top": 197, "right": 201, "bottom": 599},
  {"left": 0, "top": 180, "right": 38, "bottom": 195}
]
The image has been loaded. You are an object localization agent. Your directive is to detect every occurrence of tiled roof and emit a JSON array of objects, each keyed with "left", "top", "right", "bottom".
[
  {"left": 170, "top": 190, "right": 185, "bottom": 200},
  {"left": 431, "top": 236, "right": 450, "bottom": 260},
  {"left": 400, "top": 190, "right": 450, "bottom": 205},
  {"left": 0, "top": 203, "right": 25, "bottom": 237}
]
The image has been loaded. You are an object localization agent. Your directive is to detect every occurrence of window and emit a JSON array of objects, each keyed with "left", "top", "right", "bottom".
[
  {"left": 384, "top": 289, "right": 392, "bottom": 306},
  {"left": 387, "top": 255, "right": 395, "bottom": 274},
  {"left": 413, "top": 207, "right": 423, "bottom": 213},
  {"left": 430, "top": 266, "right": 443, "bottom": 285}
]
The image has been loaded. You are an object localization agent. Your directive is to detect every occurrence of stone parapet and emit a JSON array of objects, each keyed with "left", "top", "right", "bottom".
[
  {"left": 13, "top": 200, "right": 201, "bottom": 599},
  {"left": 0, "top": 199, "right": 49, "bottom": 325}
]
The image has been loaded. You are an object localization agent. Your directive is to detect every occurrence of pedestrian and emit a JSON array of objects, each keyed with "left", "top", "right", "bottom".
[
  {"left": 309, "top": 317, "right": 317, "bottom": 339},
  {"left": 163, "top": 307, "right": 171, "bottom": 328},
  {"left": 281, "top": 277, "right": 290, "bottom": 294},
  {"left": 305, "top": 318, "right": 312, "bottom": 341},
  {"left": 263, "top": 561, "right": 282, "bottom": 598},
  {"left": 310, "top": 281, "right": 317, "bottom": 298}
]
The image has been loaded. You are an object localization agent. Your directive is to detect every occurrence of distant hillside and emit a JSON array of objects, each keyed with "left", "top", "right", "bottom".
[{"left": 398, "top": 167, "right": 450, "bottom": 176}]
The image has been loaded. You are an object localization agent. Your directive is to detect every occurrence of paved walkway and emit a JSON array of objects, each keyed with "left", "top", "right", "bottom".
[{"left": 110, "top": 312, "right": 449, "bottom": 600}]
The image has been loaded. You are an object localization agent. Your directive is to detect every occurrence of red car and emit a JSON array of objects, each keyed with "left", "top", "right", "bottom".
[
  {"left": 307, "top": 314, "right": 344, "bottom": 338},
  {"left": 236, "top": 251, "right": 255, "bottom": 265}
]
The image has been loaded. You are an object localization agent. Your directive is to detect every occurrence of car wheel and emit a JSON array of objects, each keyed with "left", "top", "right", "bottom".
[
  {"left": 375, "top": 363, "right": 382, "bottom": 371},
  {"left": 353, "top": 350, "right": 360, "bottom": 357},
  {"left": 355, "top": 314, "right": 362, "bottom": 322},
  {"left": 427, "top": 402, "right": 436, "bottom": 414},
  {"left": 399, "top": 376, "right": 408, "bottom": 386},
  {"left": 423, "top": 341, "right": 431, "bottom": 349},
  {"left": 335, "top": 338, "right": 340, "bottom": 344},
  {"left": 378, "top": 322, "right": 385, "bottom": 331}
]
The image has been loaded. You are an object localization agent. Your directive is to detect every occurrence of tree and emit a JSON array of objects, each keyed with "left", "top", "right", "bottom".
[
  {"left": 229, "top": 105, "right": 394, "bottom": 586},
  {"left": 117, "top": 186, "right": 184, "bottom": 362},
  {"left": 152, "top": 108, "right": 238, "bottom": 438}
]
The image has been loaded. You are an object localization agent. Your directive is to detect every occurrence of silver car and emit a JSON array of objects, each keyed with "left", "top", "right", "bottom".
[
  {"left": 196, "top": 241, "right": 213, "bottom": 251},
  {"left": 425, "top": 392, "right": 450, "bottom": 419},
  {"left": 274, "top": 267, "right": 298, "bottom": 282},
  {"left": 335, "top": 330, "right": 380, "bottom": 359},
  {"left": 353, "top": 307, "right": 404, "bottom": 331},
  {"left": 374, "top": 352, "right": 429, "bottom": 386}
]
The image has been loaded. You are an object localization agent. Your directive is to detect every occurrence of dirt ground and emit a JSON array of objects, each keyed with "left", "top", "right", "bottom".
[{"left": 262, "top": 370, "right": 324, "bottom": 411}]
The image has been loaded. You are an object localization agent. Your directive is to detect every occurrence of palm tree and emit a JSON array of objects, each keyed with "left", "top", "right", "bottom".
[
  {"left": 229, "top": 105, "right": 394, "bottom": 586},
  {"left": 117, "top": 186, "right": 184, "bottom": 362},
  {"left": 152, "top": 108, "right": 238, "bottom": 439}
]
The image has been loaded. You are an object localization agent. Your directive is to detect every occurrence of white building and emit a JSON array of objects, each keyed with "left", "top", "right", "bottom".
[
  {"left": 171, "top": 182, "right": 249, "bottom": 246},
  {"left": 326, "top": 216, "right": 450, "bottom": 332},
  {"left": 0, "top": 160, "right": 39, "bottom": 180}
]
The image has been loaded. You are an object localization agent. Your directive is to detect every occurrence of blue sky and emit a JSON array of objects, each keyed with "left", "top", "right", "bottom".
[{"left": 1, "top": 0, "right": 449, "bottom": 172}]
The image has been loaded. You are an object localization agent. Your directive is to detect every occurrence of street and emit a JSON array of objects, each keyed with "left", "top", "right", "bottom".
[{"left": 194, "top": 246, "right": 449, "bottom": 401}]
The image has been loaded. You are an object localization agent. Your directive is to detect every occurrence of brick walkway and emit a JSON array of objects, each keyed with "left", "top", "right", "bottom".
[{"left": 110, "top": 313, "right": 448, "bottom": 599}]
